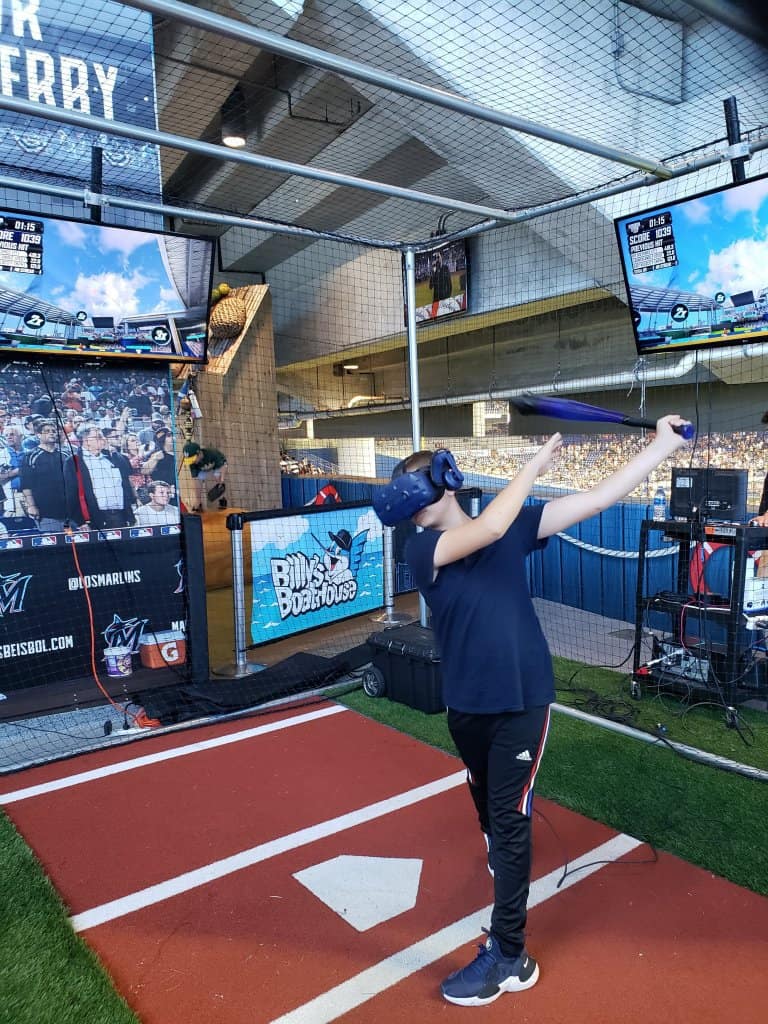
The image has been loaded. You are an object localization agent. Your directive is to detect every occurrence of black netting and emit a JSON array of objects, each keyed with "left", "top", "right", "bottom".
[{"left": 1, "top": 1, "right": 767, "bottom": 769}]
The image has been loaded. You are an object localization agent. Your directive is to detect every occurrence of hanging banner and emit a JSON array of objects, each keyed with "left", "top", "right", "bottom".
[
  {"left": 249, "top": 503, "right": 384, "bottom": 644},
  {"left": 0, "top": 530, "right": 187, "bottom": 693},
  {"left": 0, "top": 0, "right": 161, "bottom": 198}
]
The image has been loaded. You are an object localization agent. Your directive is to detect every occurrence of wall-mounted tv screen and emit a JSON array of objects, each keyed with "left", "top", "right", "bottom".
[
  {"left": 405, "top": 238, "right": 468, "bottom": 324},
  {"left": 614, "top": 172, "right": 768, "bottom": 356},
  {"left": 0, "top": 209, "right": 215, "bottom": 363}
]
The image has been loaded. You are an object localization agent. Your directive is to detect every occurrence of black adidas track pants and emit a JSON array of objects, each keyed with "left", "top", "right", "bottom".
[{"left": 447, "top": 704, "right": 551, "bottom": 958}]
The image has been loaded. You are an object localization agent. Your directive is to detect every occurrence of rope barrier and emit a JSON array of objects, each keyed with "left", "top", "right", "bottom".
[{"left": 556, "top": 532, "right": 679, "bottom": 560}]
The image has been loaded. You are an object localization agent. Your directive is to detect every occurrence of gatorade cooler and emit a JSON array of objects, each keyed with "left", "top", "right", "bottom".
[{"left": 139, "top": 630, "right": 187, "bottom": 669}]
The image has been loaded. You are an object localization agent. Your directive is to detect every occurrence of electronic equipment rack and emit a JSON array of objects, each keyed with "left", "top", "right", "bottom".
[{"left": 632, "top": 519, "right": 768, "bottom": 704}]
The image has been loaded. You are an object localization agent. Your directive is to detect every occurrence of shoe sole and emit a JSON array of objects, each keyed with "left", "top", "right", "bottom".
[{"left": 442, "top": 962, "right": 539, "bottom": 1006}]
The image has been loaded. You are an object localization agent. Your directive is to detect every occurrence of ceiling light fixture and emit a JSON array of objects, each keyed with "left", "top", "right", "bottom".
[{"left": 221, "top": 84, "right": 247, "bottom": 149}]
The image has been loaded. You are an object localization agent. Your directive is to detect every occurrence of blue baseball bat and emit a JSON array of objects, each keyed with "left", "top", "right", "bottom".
[{"left": 510, "top": 393, "right": 695, "bottom": 440}]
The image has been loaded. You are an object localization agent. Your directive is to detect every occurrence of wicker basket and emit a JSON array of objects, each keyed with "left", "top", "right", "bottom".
[{"left": 209, "top": 292, "right": 247, "bottom": 339}]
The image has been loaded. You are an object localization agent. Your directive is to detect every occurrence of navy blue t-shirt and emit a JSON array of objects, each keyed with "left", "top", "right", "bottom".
[{"left": 405, "top": 504, "right": 554, "bottom": 713}]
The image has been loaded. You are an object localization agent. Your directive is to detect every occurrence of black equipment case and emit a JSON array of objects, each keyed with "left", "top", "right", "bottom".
[{"left": 365, "top": 623, "right": 444, "bottom": 713}]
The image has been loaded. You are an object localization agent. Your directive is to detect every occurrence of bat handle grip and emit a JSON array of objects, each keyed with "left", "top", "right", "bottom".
[{"left": 673, "top": 422, "right": 695, "bottom": 440}]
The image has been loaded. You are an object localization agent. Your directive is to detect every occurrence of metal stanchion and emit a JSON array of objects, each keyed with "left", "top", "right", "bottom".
[
  {"left": 370, "top": 525, "right": 414, "bottom": 627},
  {"left": 213, "top": 513, "right": 265, "bottom": 677}
]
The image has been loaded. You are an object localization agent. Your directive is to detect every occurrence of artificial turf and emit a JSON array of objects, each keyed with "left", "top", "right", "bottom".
[
  {"left": 2, "top": 654, "right": 766, "bottom": 1022},
  {"left": 0, "top": 813, "right": 139, "bottom": 1024}
]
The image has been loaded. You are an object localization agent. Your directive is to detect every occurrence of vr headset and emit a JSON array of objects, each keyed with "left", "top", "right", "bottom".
[{"left": 373, "top": 449, "right": 464, "bottom": 526}]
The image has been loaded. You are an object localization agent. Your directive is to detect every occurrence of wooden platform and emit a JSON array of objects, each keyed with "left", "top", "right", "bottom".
[{"left": 197, "top": 508, "right": 252, "bottom": 590}]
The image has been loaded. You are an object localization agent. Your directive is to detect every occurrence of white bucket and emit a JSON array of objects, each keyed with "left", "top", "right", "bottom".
[{"left": 104, "top": 646, "right": 133, "bottom": 677}]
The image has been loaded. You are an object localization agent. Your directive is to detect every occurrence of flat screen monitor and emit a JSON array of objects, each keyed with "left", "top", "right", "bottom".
[
  {"left": 670, "top": 467, "right": 748, "bottom": 523},
  {"left": 405, "top": 238, "right": 468, "bottom": 324},
  {"left": 0, "top": 209, "right": 215, "bottom": 363},
  {"left": 613, "top": 172, "right": 768, "bottom": 356}
]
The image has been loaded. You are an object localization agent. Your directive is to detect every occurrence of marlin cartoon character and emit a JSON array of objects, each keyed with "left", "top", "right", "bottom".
[
  {"left": 315, "top": 527, "right": 369, "bottom": 584},
  {"left": 102, "top": 614, "right": 149, "bottom": 653}
]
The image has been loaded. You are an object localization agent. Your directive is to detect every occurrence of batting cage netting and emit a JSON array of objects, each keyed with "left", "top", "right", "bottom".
[{"left": 1, "top": 0, "right": 767, "bottom": 770}]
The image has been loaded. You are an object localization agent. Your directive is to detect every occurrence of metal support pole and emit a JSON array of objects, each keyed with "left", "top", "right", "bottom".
[
  {"left": 552, "top": 701, "right": 768, "bottom": 782},
  {"left": 723, "top": 96, "right": 748, "bottom": 183},
  {"left": 212, "top": 516, "right": 264, "bottom": 677},
  {"left": 89, "top": 146, "right": 103, "bottom": 224},
  {"left": 404, "top": 252, "right": 421, "bottom": 460},
  {"left": 0, "top": 172, "right": 396, "bottom": 251},
  {"left": 3, "top": 120, "right": 768, "bottom": 254},
  {"left": 122, "top": 0, "right": 672, "bottom": 178},
  {"left": 403, "top": 248, "right": 429, "bottom": 629},
  {"left": 370, "top": 526, "right": 414, "bottom": 626},
  {"left": 0, "top": 96, "right": 529, "bottom": 226}
]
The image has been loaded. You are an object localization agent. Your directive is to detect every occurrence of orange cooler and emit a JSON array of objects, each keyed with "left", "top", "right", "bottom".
[{"left": 140, "top": 630, "right": 187, "bottom": 669}]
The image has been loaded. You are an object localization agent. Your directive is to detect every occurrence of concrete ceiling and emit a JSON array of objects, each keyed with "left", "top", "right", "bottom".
[{"left": 4, "top": 0, "right": 764, "bottom": 416}]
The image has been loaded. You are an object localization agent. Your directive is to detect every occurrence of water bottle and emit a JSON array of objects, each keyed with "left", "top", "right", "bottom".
[{"left": 652, "top": 486, "right": 667, "bottom": 522}]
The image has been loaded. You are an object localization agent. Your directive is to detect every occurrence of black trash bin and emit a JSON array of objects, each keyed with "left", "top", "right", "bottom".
[{"left": 365, "top": 623, "right": 444, "bottom": 713}]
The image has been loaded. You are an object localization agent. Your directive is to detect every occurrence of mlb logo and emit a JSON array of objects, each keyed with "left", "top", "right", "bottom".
[
  {"left": 98, "top": 530, "right": 122, "bottom": 541},
  {"left": 0, "top": 538, "right": 22, "bottom": 549},
  {"left": 32, "top": 535, "right": 57, "bottom": 547},
  {"left": 130, "top": 528, "right": 153, "bottom": 539},
  {"left": 161, "top": 525, "right": 181, "bottom": 535},
  {"left": 66, "top": 533, "right": 90, "bottom": 544}
]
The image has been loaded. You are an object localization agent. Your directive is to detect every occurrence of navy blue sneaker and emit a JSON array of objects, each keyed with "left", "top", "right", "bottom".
[
  {"left": 483, "top": 832, "right": 494, "bottom": 877},
  {"left": 441, "top": 932, "right": 539, "bottom": 1006}
]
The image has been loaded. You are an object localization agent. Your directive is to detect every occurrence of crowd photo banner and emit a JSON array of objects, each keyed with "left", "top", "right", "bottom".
[
  {"left": 0, "top": 361, "right": 179, "bottom": 540},
  {"left": 249, "top": 503, "right": 384, "bottom": 644}
]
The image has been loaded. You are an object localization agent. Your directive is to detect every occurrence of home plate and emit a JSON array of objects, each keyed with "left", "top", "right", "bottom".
[{"left": 293, "top": 855, "right": 423, "bottom": 931}]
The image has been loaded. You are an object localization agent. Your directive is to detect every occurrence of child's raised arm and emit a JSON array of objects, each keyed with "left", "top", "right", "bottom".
[
  {"left": 537, "top": 414, "right": 691, "bottom": 539},
  {"left": 434, "top": 433, "right": 562, "bottom": 567}
]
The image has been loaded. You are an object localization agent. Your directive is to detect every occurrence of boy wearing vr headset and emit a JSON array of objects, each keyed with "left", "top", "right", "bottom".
[{"left": 374, "top": 414, "right": 691, "bottom": 1007}]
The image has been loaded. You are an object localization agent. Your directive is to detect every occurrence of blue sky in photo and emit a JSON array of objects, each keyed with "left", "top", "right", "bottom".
[
  {"left": 0, "top": 215, "right": 181, "bottom": 324},
  {"left": 617, "top": 176, "right": 768, "bottom": 303}
]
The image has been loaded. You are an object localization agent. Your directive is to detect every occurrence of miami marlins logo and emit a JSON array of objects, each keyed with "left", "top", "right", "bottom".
[
  {"left": 0, "top": 572, "right": 32, "bottom": 615},
  {"left": 174, "top": 558, "right": 185, "bottom": 595},
  {"left": 102, "top": 614, "right": 148, "bottom": 652}
]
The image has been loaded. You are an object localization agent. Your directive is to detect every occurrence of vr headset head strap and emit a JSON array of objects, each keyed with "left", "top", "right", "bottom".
[
  {"left": 429, "top": 449, "right": 463, "bottom": 491},
  {"left": 373, "top": 448, "right": 464, "bottom": 526}
]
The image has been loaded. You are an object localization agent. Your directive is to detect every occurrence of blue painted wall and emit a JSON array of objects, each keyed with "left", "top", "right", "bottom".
[{"left": 281, "top": 476, "right": 674, "bottom": 623}]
